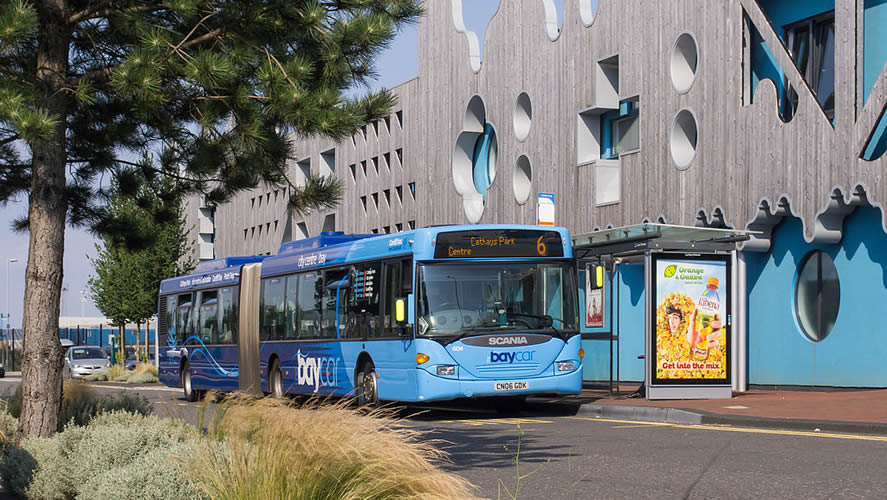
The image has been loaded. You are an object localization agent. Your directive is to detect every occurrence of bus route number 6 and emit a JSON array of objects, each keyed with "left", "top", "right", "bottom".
[{"left": 536, "top": 235, "right": 547, "bottom": 256}]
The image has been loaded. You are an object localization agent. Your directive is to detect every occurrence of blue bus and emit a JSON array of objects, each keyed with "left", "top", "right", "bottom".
[{"left": 158, "top": 225, "right": 583, "bottom": 406}]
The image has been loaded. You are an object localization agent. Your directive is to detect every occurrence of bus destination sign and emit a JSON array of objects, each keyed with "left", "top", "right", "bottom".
[{"left": 433, "top": 230, "right": 564, "bottom": 259}]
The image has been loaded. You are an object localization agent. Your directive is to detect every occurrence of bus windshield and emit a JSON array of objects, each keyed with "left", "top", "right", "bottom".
[{"left": 417, "top": 262, "right": 578, "bottom": 337}]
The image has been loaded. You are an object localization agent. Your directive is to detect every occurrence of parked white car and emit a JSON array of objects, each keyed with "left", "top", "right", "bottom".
[{"left": 63, "top": 346, "right": 110, "bottom": 379}]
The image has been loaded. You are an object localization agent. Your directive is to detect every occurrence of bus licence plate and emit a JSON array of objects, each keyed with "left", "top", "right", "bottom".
[{"left": 494, "top": 381, "right": 528, "bottom": 391}]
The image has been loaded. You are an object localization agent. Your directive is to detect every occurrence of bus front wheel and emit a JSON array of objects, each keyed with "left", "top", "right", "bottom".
[
  {"left": 356, "top": 363, "right": 379, "bottom": 407},
  {"left": 269, "top": 360, "right": 284, "bottom": 398},
  {"left": 182, "top": 361, "right": 199, "bottom": 403}
]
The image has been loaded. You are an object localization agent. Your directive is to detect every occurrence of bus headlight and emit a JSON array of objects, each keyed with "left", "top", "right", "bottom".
[
  {"left": 557, "top": 361, "right": 575, "bottom": 372},
  {"left": 436, "top": 365, "right": 455, "bottom": 376}
]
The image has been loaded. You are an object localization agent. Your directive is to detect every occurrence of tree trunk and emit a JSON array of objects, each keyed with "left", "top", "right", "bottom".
[
  {"left": 118, "top": 325, "right": 124, "bottom": 364},
  {"left": 18, "top": 0, "right": 71, "bottom": 439}
]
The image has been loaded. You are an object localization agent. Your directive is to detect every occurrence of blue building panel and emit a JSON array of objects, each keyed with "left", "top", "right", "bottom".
[{"left": 747, "top": 209, "right": 887, "bottom": 387}]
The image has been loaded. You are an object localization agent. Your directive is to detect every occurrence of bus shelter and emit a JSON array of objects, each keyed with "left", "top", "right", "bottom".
[{"left": 572, "top": 224, "right": 754, "bottom": 400}]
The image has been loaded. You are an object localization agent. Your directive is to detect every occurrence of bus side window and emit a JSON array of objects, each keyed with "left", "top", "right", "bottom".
[
  {"left": 176, "top": 293, "right": 193, "bottom": 341},
  {"left": 285, "top": 275, "right": 299, "bottom": 340},
  {"left": 296, "top": 272, "right": 321, "bottom": 339},
  {"left": 383, "top": 259, "right": 412, "bottom": 336},
  {"left": 261, "top": 278, "right": 285, "bottom": 340},
  {"left": 350, "top": 262, "right": 380, "bottom": 339},
  {"left": 218, "top": 287, "right": 238, "bottom": 344},
  {"left": 165, "top": 295, "right": 178, "bottom": 344},
  {"left": 322, "top": 269, "right": 349, "bottom": 339},
  {"left": 198, "top": 290, "right": 218, "bottom": 344}
]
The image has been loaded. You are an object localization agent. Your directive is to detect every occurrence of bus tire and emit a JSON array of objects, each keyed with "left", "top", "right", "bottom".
[
  {"left": 269, "top": 359, "right": 284, "bottom": 398},
  {"left": 356, "top": 362, "right": 379, "bottom": 407},
  {"left": 182, "top": 361, "right": 198, "bottom": 403}
]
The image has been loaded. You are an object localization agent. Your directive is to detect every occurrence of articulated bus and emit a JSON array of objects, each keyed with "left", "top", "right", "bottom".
[{"left": 158, "top": 225, "right": 582, "bottom": 406}]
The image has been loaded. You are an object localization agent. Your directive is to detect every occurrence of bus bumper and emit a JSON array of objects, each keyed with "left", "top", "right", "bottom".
[{"left": 414, "top": 367, "right": 582, "bottom": 402}]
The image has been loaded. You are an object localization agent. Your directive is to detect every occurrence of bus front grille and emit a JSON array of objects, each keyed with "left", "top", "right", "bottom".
[{"left": 472, "top": 364, "right": 541, "bottom": 378}]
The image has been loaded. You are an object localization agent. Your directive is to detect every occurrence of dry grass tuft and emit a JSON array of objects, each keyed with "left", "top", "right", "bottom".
[
  {"left": 186, "top": 394, "right": 477, "bottom": 500},
  {"left": 62, "top": 379, "right": 95, "bottom": 405},
  {"left": 132, "top": 362, "right": 158, "bottom": 378}
]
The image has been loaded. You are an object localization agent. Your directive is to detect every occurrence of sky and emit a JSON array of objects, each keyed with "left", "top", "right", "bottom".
[{"left": 0, "top": 1, "right": 519, "bottom": 326}]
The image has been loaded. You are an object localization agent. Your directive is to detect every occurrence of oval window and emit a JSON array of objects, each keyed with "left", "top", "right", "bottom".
[{"left": 795, "top": 250, "right": 840, "bottom": 342}]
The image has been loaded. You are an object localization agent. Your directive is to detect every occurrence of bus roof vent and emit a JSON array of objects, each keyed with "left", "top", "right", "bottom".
[
  {"left": 278, "top": 231, "right": 376, "bottom": 256},
  {"left": 195, "top": 255, "right": 267, "bottom": 273}
]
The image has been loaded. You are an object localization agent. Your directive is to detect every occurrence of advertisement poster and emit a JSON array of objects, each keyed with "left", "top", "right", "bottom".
[
  {"left": 652, "top": 255, "right": 729, "bottom": 384},
  {"left": 585, "top": 263, "right": 604, "bottom": 327}
]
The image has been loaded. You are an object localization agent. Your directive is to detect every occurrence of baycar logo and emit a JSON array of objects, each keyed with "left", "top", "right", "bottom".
[
  {"left": 489, "top": 336, "right": 529, "bottom": 346},
  {"left": 490, "top": 351, "right": 535, "bottom": 363},
  {"left": 664, "top": 265, "right": 678, "bottom": 278},
  {"left": 296, "top": 351, "right": 340, "bottom": 393}
]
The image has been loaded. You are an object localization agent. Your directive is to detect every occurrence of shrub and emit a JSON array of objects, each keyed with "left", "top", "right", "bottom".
[
  {"left": 126, "top": 372, "right": 159, "bottom": 384},
  {"left": 133, "top": 362, "right": 158, "bottom": 378},
  {"left": 187, "top": 394, "right": 477, "bottom": 500},
  {"left": 4, "top": 384, "right": 22, "bottom": 418},
  {"left": 1, "top": 425, "right": 87, "bottom": 499},
  {"left": 77, "top": 440, "right": 211, "bottom": 500},
  {"left": 60, "top": 380, "right": 99, "bottom": 429},
  {"left": 82, "top": 368, "right": 110, "bottom": 382},
  {"left": 96, "top": 392, "right": 153, "bottom": 417},
  {"left": 0, "top": 399, "right": 18, "bottom": 451},
  {"left": 1, "top": 412, "right": 198, "bottom": 499}
]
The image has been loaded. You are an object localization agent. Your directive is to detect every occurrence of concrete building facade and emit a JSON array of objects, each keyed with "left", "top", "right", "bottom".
[{"left": 186, "top": 0, "right": 887, "bottom": 388}]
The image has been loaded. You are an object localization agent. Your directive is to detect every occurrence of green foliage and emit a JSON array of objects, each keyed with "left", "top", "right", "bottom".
[
  {"left": 5, "top": 384, "right": 22, "bottom": 418},
  {"left": 77, "top": 440, "right": 210, "bottom": 500},
  {"left": 0, "top": 0, "right": 423, "bottom": 233},
  {"left": 97, "top": 392, "right": 153, "bottom": 417},
  {"left": 126, "top": 372, "right": 159, "bottom": 384},
  {"left": 187, "top": 394, "right": 477, "bottom": 499},
  {"left": 82, "top": 369, "right": 110, "bottom": 382},
  {"left": 89, "top": 192, "right": 195, "bottom": 329},
  {"left": 0, "top": 412, "right": 198, "bottom": 499},
  {"left": 60, "top": 381, "right": 99, "bottom": 429}
]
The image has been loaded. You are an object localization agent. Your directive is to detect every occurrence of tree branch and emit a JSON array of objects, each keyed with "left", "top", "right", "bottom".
[
  {"left": 0, "top": 134, "right": 21, "bottom": 147},
  {"left": 68, "top": 4, "right": 165, "bottom": 25}
]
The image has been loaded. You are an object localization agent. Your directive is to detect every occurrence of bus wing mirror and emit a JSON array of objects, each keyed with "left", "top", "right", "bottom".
[
  {"left": 395, "top": 298, "right": 406, "bottom": 323},
  {"left": 595, "top": 265, "right": 604, "bottom": 288}
]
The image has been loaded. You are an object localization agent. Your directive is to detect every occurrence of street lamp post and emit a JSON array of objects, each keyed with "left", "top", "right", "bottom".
[
  {"left": 6, "top": 258, "right": 18, "bottom": 369},
  {"left": 6, "top": 258, "right": 17, "bottom": 330}
]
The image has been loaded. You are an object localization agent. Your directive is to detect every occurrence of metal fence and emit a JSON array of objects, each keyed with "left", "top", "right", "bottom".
[{"left": 0, "top": 327, "right": 157, "bottom": 371}]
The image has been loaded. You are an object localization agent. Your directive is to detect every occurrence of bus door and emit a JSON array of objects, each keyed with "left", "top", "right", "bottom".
[{"left": 357, "top": 259, "right": 413, "bottom": 400}]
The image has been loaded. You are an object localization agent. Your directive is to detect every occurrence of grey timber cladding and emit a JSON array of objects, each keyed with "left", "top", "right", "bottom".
[{"left": 202, "top": 0, "right": 887, "bottom": 259}]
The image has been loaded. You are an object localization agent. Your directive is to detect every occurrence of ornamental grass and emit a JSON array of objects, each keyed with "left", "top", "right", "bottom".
[{"left": 187, "top": 394, "right": 477, "bottom": 500}]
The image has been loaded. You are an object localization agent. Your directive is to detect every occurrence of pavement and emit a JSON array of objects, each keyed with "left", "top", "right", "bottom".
[{"left": 570, "top": 384, "right": 887, "bottom": 435}]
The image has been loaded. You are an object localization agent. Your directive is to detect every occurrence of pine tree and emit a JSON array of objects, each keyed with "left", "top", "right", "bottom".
[{"left": 0, "top": 0, "right": 421, "bottom": 437}]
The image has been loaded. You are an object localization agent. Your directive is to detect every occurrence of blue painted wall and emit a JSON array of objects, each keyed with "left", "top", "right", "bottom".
[
  {"left": 750, "top": 0, "right": 835, "bottom": 118},
  {"left": 862, "top": 0, "right": 887, "bottom": 160},
  {"left": 746, "top": 208, "right": 887, "bottom": 386},
  {"left": 864, "top": 0, "right": 887, "bottom": 100},
  {"left": 581, "top": 263, "right": 645, "bottom": 382},
  {"left": 758, "top": 0, "right": 835, "bottom": 41}
]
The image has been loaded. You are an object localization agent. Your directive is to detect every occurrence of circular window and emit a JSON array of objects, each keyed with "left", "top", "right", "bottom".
[
  {"left": 670, "top": 108, "right": 698, "bottom": 170},
  {"left": 453, "top": 96, "right": 497, "bottom": 223},
  {"left": 513, "top": 155, "right": 532, "bottom": 204},
  {"left": 513, "top": 92, "right": 532, "bottom": 142},
  {"left": 795, "top": 250, "right": 840, "bottom": 342},
  {"left": 670, "top": 33, "right": 698, "bottom": 94},
  {"left": 579, "top": 0, "right": 599, "bottom": 27}
]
